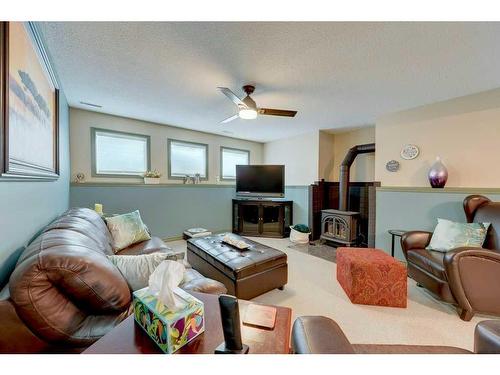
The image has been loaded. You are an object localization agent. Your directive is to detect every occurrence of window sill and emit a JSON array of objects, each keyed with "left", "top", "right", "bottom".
[{"left": 71, "top": 182, "right": 236, "bottom": 188}]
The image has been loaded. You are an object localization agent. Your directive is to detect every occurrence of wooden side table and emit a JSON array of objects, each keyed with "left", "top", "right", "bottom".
[
  {"left": 388, "top": 229, "right": 406, "bottom": 257},
  {"left": 83, "top": 291, "right": 292, "bottom": 354}
]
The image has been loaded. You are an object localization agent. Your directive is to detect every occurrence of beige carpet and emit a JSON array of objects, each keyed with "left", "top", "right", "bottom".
[{"left": 168, "top": 236, "right": 495, "bottom": 351}]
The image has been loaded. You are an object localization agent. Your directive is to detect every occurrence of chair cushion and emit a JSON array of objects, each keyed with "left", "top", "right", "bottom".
[{"left": 407, "top": 249, "right": 447, "bottom": 280}]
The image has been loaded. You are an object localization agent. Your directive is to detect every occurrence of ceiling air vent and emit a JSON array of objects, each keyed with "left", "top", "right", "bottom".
[{"left": 79, "top": 101, "right": 102, "bottom": 108}]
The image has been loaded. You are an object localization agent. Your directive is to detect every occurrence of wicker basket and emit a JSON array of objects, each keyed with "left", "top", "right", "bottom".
[{"left": 289, "top": 226, "right": 310, "bottom": 244}]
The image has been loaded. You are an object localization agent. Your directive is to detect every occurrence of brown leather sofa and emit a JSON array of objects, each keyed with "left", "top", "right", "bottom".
[
  {"left": 401, "top": 195, "right": 500, "bottom": 321},
  {"left": 0, "top": 208, "right": 226, "bottom": 353},
  {"left": 292, "top": 316, "right": 500, "bottom": 354}
]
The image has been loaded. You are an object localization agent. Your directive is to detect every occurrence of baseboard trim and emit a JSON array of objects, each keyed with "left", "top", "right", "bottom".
[{"left": 377, "top": 186, "right": 500, "bottom": 194}]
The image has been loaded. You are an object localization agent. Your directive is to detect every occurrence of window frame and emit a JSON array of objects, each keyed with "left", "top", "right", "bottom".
[
  {"left": 91, "top": 127, "right": 151, "bottom": 178},
  {"left": 167, "top": 138, "right": 209, "bottom": 180},
  {"left": 220, "top": 146, "right": 250, "bottom": 181}
]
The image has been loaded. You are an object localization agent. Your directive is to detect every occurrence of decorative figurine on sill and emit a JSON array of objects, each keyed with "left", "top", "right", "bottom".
[
  {"left": 74, "top": 172, "right": 85, "bottom": 183},
  {"left": 195, "top": 173, "right": 201, "bottom": 184}
]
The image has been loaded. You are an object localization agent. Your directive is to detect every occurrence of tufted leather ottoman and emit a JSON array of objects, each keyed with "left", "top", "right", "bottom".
[
  {"left": 187, "top": 234, "right": 288, "bottom": 300},
  {"left": 336, "top": 248, "right": 407, "bottom": 308}
]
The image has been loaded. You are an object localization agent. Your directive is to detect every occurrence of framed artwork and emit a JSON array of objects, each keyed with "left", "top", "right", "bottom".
[{"left": 1, "top": 22, "right": 59, "bottom": 180}]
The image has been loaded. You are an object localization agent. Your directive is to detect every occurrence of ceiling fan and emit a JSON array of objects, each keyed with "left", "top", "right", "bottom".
[{"left": 217, "top": 85, "right": 297, "bottom": 124}]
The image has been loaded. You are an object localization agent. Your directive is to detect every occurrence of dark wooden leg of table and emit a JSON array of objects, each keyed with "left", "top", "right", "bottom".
[{"left": 391, "top": 234, "right": 395, "bottom": 257}]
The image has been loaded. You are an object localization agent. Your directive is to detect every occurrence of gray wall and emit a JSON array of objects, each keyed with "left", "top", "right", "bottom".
[
  {"left": 70, "top": 185, "right": 309, "bottom": 239},
  {"left": 375, "top": 189, "right": 500, "bottom": 260},
  {"left": 0, "top": 93, "right": 70, "bottom": 288}
]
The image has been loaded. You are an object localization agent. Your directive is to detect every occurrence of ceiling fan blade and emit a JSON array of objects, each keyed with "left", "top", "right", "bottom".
[
  {"left": 220, "top": 114, "right": 239, "bottom": 124},
  {"left": 217, "top": 87, "right": 247, "bottom": 107},
  {"left": 259, "top": 108, "right": 297, "bottom": 117}
]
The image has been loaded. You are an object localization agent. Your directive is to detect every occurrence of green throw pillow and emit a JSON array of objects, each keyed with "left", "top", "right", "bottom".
[
  {"left": 426, "top": 218, "right": 490, "bottom": 252},
  {"left": 106, "top": 210, "right": 151, "bottom": 252}
]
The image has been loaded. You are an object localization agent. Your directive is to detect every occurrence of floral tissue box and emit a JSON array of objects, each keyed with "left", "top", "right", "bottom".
[{"left": 133, "top": 287, "right": 205, "bottom": 353}]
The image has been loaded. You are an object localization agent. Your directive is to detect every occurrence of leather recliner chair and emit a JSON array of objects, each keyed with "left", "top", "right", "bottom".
[
  {"left": 401, "top": 195, "right": 500, "bottom": 321},
  {"left": 0, "top": 208, "right": 226, "bottom": 353},
  {"left": 292, "top": 316, "right": 500, "bottom": 354}
]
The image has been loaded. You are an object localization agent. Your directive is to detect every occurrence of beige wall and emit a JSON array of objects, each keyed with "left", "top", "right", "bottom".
[
  {"left": 69, "top": 108, "right": 263, "bottom": 184},
  {"left": 319, "top": 127, "right": 375, "bottom": 182},
  {"left": 375, "top": 88, "right": 500, "bottom": 187},
  {"left": 263, "top": 131, "right": 319, "bottom": 186},
  {"left": 318, "top": 130, "right": 335, "bottom": 181}
]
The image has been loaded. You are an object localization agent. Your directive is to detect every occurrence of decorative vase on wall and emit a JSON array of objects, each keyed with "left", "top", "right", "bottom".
[{"left": 428, "top": 157, "right": 448, "bottom": 188}]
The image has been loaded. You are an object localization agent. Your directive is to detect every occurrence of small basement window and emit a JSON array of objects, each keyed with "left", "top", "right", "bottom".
[{"left": 92, "top": 128, "right": 150, "bottom": 177}]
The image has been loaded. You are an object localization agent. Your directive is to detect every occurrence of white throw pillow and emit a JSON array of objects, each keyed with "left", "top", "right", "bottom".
[
  {"left": 426, "top": 218, "right": 490, "bottom": 252},
  {"left": 106, "top": 210, "right": 151, "bottom": 252},
  {"left": 108, "top": 252, "right": 177, "bottom": 291}
]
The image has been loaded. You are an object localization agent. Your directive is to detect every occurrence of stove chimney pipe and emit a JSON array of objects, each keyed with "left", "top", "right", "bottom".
[{"left": 338, "top": 143, "right": 375, "bottom": 211}]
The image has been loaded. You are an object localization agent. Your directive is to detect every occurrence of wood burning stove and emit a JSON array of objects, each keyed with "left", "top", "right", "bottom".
[
  {"left": 315, "top": 143, "right": 375, "bottom": 247},
  {"left": 320, "top": 209, "right": 359, "bottom": 246}
]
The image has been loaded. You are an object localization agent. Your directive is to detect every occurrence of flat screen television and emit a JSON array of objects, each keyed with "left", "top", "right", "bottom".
[{"left": 236, "top": 165, "right": 285, "bottom": 198}]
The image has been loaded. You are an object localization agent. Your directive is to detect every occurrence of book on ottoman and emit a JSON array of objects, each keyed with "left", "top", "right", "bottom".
[
  {"left": 133, "top": 287, "right": 205, "bottom": 353},
  {"left": 183, "top": 228, "right": 212, "bottom": 239}
]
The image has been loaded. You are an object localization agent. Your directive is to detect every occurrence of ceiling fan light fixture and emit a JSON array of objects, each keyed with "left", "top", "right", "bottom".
[{"left": 238, "top": 108, "right": 258, "bottom": 120}]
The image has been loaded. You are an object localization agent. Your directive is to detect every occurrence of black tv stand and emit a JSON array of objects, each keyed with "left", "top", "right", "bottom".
[
  {"left": 232, "top": 199, "right": 293, "bottom": 238},
  {"left": 236, "top": 197, "right": 286, "bottom": 201}
]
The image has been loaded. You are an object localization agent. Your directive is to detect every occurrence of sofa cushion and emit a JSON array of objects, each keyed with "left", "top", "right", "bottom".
[
  {"left": 407, "top": 249, "right": 447, "bottom": 280},
  {"left": 116, "top": 237, "right": 171, "bottom": 256}
]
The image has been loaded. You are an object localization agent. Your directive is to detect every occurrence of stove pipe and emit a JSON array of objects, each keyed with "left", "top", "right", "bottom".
[{"left": 339, "top": 143, "right": 375, "bottom": 211}]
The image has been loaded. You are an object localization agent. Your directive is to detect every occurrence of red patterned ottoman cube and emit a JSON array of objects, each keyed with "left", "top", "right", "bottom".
[{"left": 336, "top": 248, "right": 407, "bottom": 308}]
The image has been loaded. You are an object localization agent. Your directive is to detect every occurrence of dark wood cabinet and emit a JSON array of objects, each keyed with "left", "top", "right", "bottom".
[{"left": 232, "top": 199, "right": 293, "bottom": 238}]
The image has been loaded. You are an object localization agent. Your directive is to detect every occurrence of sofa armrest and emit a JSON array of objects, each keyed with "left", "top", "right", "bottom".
[
  {"left": 0, "top": 299, "right": 50, "bottom": 353},
  {"left": 475, "top": 320, "right": 500, "bottom": 354},
  {"left": 444, "top": 248, "right": 500, "bottom": 320},
  {"left": 180, "top": 269, "right": 227, "bottom": 295},
  {"left": 401, "top": 231, "right": 433, "bottom": 258},
  {"left": 291, "top": 316, "right": 355, "bottom": 354}
]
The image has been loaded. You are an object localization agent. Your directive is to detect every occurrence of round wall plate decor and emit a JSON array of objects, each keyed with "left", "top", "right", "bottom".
[
  {"left": 401, "top": 144, "right": 419, "bottom": 160},
  {"left": 386, "top": 160, "right": 400, "bottom": 172}
]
